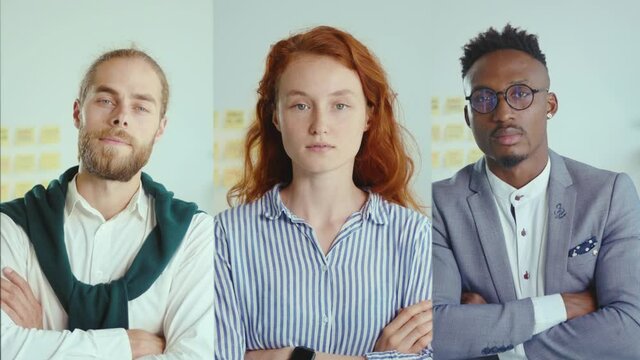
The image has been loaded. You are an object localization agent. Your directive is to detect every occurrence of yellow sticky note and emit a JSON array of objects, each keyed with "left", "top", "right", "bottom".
[
  {"left": 40, "top": 126, "right": 61, "bottom": 144},
  {"left": 14, "top": 154, "right": 36, "bottom": 172},
  {"left": 444, "top": 96, "right": 465, "bottom": 115},
  {"left": 224, "top": 110, "right": 245, "bottom": 129},
  {"left": 15, "top": 128, "right": 36, "bottom": 146},
  {"left": 223, "top": 139, "right": 244, "bottom": 160},
  {"left": 0, "top": 127, "right": 9, "bottom": 147},
  {"left": 444, "top": 123, "right": 466, "bottom": 141},
  {"left": 0, "top": 184, "right": 9, "bottom": 201},
  {"left": 444, "top": 149, "right": 465, "bottom": 168},
  {"left": 213, "top": 111, "right": 219, "bottom": 129},
  {"left": 213, "top": 142, "right": 220, "bottom": 160},
  {"left": 14, "top": 181, "right": 34, "bottom": 198},
  {"left": 431, "top": 97, "right": 440, "bottom": 116},
  {"left": 431, "top": 124, "right": 441, "bottom": 142},
  {"left": 40, "top": 152, "right": 61, "bottom": 171},
  {"left": 467, "top": 148, "right": 484, "bottom": 164},
  {"left": 1, "top": 156, "right": 10, "bottom": 174},
  {"left": 431, "top": 151, "right": 441, "bottom": 169},
  {"left": 222, "top": 167, "right": 242, "bottom": 187}
]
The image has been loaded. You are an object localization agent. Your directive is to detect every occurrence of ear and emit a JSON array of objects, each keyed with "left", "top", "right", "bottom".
[
  {"left": 73, "top": 100, "right": 82, "bottom": 129},
  {"left": 546, "top": 92, "right": 559, "bottom": 119},
  {"left": 272, "top": 112, "right": 281, "bottom": 132},
  {"left": 464, "top": 105, "right": 471, "bottom": 127},
  {"left": 154, "top": 116, "right": 168, "bottom": 143}
]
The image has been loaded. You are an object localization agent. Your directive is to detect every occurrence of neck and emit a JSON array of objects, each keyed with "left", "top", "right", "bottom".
[
  {"left": 76, "top": 165, "right": 142, "bottom": 220},
  {"left": 280, "top": 170, "right": 367, "bottom": 225},
  {"left": 487, "top": 148, "right": 549, "bottom": 189}
]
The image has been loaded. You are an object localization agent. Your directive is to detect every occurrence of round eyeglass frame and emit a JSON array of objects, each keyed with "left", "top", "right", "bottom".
[{"left": 465, "top": 84, "right": 549, "bottom": 114}]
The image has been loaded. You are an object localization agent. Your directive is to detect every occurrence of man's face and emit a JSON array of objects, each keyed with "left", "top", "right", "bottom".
[
  {"left": 463, "top": 49, "right": 557, "bottom": 170},
  {"left": 274, "top": 54, "right": 369, "bottom": 178},
  {"left": 74, "top": 57, "right": 166, "bottom": 181}
]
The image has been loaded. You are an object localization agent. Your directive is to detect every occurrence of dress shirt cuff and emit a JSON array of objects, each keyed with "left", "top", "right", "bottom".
[
  {"left": 530, "top": 294, "right": 567, "bottom": 335},
  {"left": 364, "top": 348, "right": 433, "bottom": 359},
  {"left": 86, "top": 328, "right": 132, "bottom": 359}
]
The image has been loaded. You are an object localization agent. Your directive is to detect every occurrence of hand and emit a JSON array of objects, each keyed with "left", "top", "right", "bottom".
[
  {"left": 1, "top": 267, "right": 43, "bottom": 328},
  {"left": 127, "top": 329, "right": 166, "bottom": 358},
  {"left": 561, "top": 290, "right": 597, "bottom": 320},
  {"left": 461, "top": 292, "right": 487, "bottom": 304},
  {"left": 245, "top": 348, "right": 293, "bottom": 360},
  {"left": 374, "top": 300, "right": 432, "bottom": 353}
]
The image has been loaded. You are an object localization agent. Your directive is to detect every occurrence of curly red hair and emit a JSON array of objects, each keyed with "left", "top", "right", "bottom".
[{"left": 228, "top": 26, "right": 421, "bottom": 211}]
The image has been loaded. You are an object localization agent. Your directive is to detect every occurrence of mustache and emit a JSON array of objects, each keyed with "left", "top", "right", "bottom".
[
  {"left": 491, "top": 125, "right": 525, "bottom": 137},
  {"left": 91, "top": 128, "right": 134, "bottom": 144}
]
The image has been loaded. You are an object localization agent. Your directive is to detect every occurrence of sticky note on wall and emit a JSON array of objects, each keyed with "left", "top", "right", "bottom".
[
  {"left": 40, "top": 126, "right": 61, "bottom": 144},
  {"left": 15, "top": 128, "right": 36, "bottom": 146},
  {"left": 0, "top": 127, "right": 8, "bottom": 147},
  {"left": 40, "top": 152, "right": 61, "bottom": 171},
  {"left": 14, "top": 154, "right": 36, "bottom": 172},
  {"left": 224, "top": 110, "right": 245, "bottom": 129}
]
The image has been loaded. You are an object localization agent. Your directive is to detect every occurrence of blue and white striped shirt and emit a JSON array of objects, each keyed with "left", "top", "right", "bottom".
[{"left": 215, "top": 185, "right": 432, "bottom": 359}]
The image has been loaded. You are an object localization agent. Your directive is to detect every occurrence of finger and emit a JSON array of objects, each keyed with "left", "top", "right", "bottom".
[
  {"left": 2, "top": 267, "right": 34, "bottom": 301},
  {"left": 1, "top": 279, "right": 21, "bottom": 308},
  {"left": 395, "top": 310, "right": 432, "bottom": 346},
  {"left": 1, "top": 299, "right": 24, "bottom": 325},
  {"left": 386, "top": 300, "right": 430, "bottom": 332},
  {"left": 408, "top": 332, "right": 433, "bottom": 353}
]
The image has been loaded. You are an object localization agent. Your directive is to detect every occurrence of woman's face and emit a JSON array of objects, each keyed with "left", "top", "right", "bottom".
[{"left": 274, "top": 54, "right": 369, "bottom": 180}]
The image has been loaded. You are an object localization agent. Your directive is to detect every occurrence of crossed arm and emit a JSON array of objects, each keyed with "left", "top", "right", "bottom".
[
  {"left": 0, "top": 213, "right": 215, "bottom": 359},
  {"left": 214, "top": 217, "right": 434, "bottom": 360},
  {"left": 432, "top": 174, "right": 640, "bottom": 359}
]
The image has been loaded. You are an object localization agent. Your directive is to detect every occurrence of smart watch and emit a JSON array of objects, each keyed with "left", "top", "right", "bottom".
[{"left": 289, "top": 346, "right": 316, "bottom": 360}]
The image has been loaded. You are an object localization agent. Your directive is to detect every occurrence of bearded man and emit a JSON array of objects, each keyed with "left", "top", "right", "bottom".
[{"left": 0, "top": 49, "right": 214, "bottom": 359}]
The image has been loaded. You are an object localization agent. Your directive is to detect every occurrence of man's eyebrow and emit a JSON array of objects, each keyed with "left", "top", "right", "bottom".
[{"left": 94, "top": 85, "right": 157, "bottom": 104}]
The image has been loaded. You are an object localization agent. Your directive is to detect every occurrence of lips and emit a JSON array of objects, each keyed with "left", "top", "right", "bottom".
[
  {"left": 491, "top": 127, "right": 523, "bottom": 146},
  {"left": 306, "top": 143, "right": 335, "bottom": 151},
  {"left": 99, "top": 136, "right": 130, "bottom": 146}
]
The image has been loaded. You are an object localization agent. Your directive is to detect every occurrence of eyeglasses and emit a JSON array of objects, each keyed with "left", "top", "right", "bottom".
[{"left": 465, "top": 84, "right": 548, "bottom": 114}]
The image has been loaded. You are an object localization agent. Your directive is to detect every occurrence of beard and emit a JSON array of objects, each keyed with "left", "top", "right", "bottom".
[
  {"left": 496, "top": 154, "right": 527, "bottom": 168},
  {"left": 78, "top": 126, "right": 155, "bottom": 182}
]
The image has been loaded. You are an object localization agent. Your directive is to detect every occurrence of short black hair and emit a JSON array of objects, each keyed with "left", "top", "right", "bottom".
[{"left": 460, "top": 24, "right": 547, "bottom": 78}]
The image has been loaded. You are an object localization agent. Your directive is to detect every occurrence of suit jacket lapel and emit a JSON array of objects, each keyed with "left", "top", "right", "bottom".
[
  {"left": 544, "top": 151, "right": 576, "bottom": 294},
  {"left": 468, "top": 159, "right": 519, "bottom": 303}
]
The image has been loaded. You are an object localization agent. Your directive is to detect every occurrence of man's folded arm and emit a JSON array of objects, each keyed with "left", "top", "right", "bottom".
[
  {"left": 141, "top": 212, "right": 215, "bottom": 359},
  {"left": 523, "top": 173, "right": 640, "bottom": 359},
  {"left": 431, "top": 203, "right": 537, "bottom": 359}
]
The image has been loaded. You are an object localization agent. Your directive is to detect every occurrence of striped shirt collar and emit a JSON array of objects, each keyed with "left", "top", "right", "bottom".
[{"left": 262, "top": 184, "right": 387, "bottom": 225}]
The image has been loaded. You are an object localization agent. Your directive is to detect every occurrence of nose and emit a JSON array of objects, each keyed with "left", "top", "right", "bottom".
[
  {"left": 309, "top": 108, "right": 328, "bottom": 135},
  {"left": 110, "top": 105, "right": 129, "bottom": 128},
  {"left": 491, "top": 92, "right": 514, "bottom": 123}
]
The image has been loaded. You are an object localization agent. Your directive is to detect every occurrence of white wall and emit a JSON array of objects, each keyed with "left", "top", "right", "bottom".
[
  {"left": 213, "top": 0, "right": 432, "bottom": 214},
  {"left": 428, "top": 0, "right": 640, "bottom": 189},
  {"left": 0, "top": 0, "right": 215, "bottom": 212}
]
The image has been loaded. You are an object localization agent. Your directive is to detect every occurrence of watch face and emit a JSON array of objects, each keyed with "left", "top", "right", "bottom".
[{"left": 290, "top": 346, "right": 316, "bottom": 360}]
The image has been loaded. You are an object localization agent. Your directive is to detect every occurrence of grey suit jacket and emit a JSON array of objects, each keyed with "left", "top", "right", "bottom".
[{"left": 432, "top": 150, "right": 640, "bottom": 360}]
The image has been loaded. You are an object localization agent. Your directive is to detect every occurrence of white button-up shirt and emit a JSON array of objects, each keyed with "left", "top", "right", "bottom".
[
  {"left": 1, "top": 176, "right": 214, "bottom": 359},
  {"left": 486, "top": 159, "right": 567, "bottom": 360}
]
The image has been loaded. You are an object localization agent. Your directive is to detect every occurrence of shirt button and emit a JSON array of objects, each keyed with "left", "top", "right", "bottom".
[
  {"left": 322, "top": 314, "right": 329, "bottom": 324},
  {"left": 521, "top": 228, "right": 527, "bottom": 237},
  {"left": 322, "top": 265, "right": 328, "bottom": 272},
  {"left": 592, "top": 249, "right": 599, "bottom": 256},
  {"left": 515, "top": 195, "right": 524, "bottom": 201}
]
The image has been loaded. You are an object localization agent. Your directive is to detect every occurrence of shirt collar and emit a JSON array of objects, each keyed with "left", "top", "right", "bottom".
[
  {"left": 485, "top": 157, "right": 552, "bottom": 203},
  {"left": 65, "top": 175, "right": 146, "bottom": 220},
  {"left": 262, "top": 184, "right": 387, "bottom": 225}
]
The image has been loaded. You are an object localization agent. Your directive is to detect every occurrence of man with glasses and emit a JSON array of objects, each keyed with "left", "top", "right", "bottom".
[{"left": 432, "top": 24, "right": 640, "bottom": 359}]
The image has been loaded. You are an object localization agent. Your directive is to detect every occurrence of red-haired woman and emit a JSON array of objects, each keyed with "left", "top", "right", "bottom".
[{"left": 215, "top": 26, "right": 432, "bottom": 360}]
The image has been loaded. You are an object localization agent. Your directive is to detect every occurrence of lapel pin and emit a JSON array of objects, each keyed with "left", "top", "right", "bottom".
[{"left": 554, "top": 203, "right": 566, "bottom": 219}]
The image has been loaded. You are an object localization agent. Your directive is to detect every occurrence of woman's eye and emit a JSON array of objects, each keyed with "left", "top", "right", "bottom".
[
  {"left": 295, "top": 104, "right": 309, "bottom": 110},
  {"left": 336, "top": 103, "right": 348, "bottom": 110}
]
